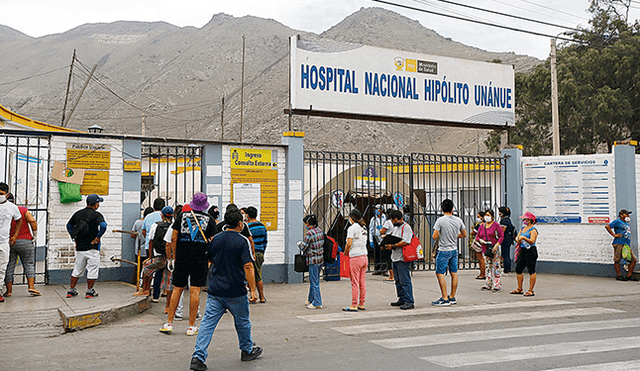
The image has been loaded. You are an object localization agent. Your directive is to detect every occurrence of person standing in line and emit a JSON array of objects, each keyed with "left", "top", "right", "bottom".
[
  {"left": 161, "top": 205, "right": 182, "bottom": 314},
  {"left": 498, "top": 206, "right": 515, "bottom": 275},
  {"left": 511, "top": 212, "right": 540, "bottom": 296},
  {"left": 189, "top": 209, "right": 261, "bottom": 371},
  {"left": 133, "top": 206, "right": 173, "bottom": 297},
  {"left": 66, "top": 194, "right": 107, "bottom": 299},
  {"left": 369, "top": 205, "right": 387, "bottom": 275},
  {"left": 139, "top": 199, "right": 165, "bottom": 299},
  {"left": 301, "top": 214, "right": 324, "bottom": 309},
  {"left": 431, "top": 199, "right": 466, "bottom": 306},
  {"left": 246, "top": 206, "right": 267, "bottom": 303},
  {"left": 476, "top": 209, "right": 504, "bottom": 291},
  {"left": 132, "top": 207, "right": 153, "bottom": 276},
  {"left": 343, "top": 209, "right": 368, "bottom": 312},
  {"left": 4, "top": 193, "right": 40, "bottom": 297},
  {"left": 160, "top": 193, "right": 217, "bottom": 336},
  {"left": 379, "top": 208, "right": 395, "bottom": 282},
  {"left": 0, "top": 183, "right": 22, "bottom": 303},
  {"left": 605, "top": 209, "right": 638, "bottom": 281},
  {"left": 383, "top": 209, "right": 415, "bottom": 310},
  {"left": 469, "top": 211, "right": 486, "bottom": 280}
]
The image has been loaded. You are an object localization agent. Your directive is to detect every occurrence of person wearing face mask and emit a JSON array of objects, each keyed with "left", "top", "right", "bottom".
[
  {"left": 369, "top": 205, "right": 387, "bottom": 275},
  {"left": 343, "top": 209, "right": 368, "bottom": 311},
  {"left": 498, "top": 207, "right": 515, "bottom": 275},
  {"left": 4, "top": 193, "right": 40, "bottom": 297},
  {"left": 301, "top": 214, "right": 324, "bottom": 309},
  {"left": 0, "top": 183, "right": 22, "bottom": 303},
  {"left": 469, "top": 211, "right": 486, "bottom": 280},
  {"left": 383, "top": 210, "right": 415, "bottom": 310},
  {"left": 605, "top": 209, "right": 638, "bottom": 281},
  {"left": 511, "top": 212, "right": 539, "bottom": 296},
  {"left": 474, "top": 209, "right": 504, "bottom": 291}
]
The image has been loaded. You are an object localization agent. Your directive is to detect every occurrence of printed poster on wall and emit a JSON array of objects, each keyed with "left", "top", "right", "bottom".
[
  {"left": 522, "top": 155, "right": 614, "bottom": 223},
  {"left": 66, "top": 143, "right": 112, "bottom": 196},
  {"left": 230, "top": 148, "right": 278, "bottom": 231}
]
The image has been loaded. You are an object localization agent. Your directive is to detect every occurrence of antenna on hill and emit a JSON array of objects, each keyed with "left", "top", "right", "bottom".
[
  {"left": 60, "top": 49, "right": 76, "bottom": 127},
  {"left": 240, "top": 34, "right": 245, "bottom": 142}
]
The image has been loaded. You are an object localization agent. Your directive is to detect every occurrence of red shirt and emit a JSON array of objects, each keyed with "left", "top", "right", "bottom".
[{"left": 11, "top": 206, "right": 33, "bottom": 240}]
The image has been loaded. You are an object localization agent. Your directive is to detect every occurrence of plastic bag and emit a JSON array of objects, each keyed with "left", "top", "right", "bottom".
[{"left": 58, "top": 181, "right": 82, "bottom": 203}]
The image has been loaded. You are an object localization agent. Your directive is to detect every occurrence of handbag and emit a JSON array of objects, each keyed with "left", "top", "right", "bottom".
[
  {"left": 294, "top": 253, "right": 308, "bottom": 272},
  {"left": 622, "top": 243, "right": 633, "bottom": 262},
  {"left": 401, "top": 225, "right": 424, "bottom": 262}
]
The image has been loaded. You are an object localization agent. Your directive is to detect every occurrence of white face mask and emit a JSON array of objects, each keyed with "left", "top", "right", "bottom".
[
  {"left": 0, "top": 195, "right": 5, "bottom": 203},
  {"left": 625, "top": 216, "right": 631, "bottom": 222},
  {"left": 484, "top": 216, "right": 492, "bottom": 223},
  {"left": 476, "top": 217, "right": 482, "bottom": 223}
]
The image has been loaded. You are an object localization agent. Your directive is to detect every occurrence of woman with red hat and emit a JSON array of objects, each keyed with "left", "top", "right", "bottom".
[{"left": 510, "top": 212, "right": 538, "bottom": 297}]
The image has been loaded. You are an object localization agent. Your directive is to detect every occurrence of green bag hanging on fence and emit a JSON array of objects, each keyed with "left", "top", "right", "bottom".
[
  {"left": 622, "top": 244, "right": 633, "bottom": 262},
  {"left": 58, "top": 181, "right": 82, "bottom": 203}
]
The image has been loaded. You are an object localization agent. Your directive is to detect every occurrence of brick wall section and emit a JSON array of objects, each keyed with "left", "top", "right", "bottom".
[
  {"left": 222, "top": 145, "right": 286, "bottom": 265},
  {"left": 48, "top": 136, "right": 123, "bottom": 271}
]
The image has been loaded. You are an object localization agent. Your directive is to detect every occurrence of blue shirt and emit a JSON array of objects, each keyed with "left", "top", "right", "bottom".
[
  {"left": 609, "top": 218, "right": 631, "bottom": 245},
  {"left": 142, "top": 211, "right": 162, "bottom": 247},
  {"left": 248, "top": 221, "right": 268, "bottom": 253},
  {"left": 207, "top": 230, "right": 254, "bottom": 298}
]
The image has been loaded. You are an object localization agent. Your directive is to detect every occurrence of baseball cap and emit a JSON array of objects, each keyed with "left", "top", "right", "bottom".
[
  {"left": 620, "top": 209, "right": 633, "bottom": 215},
  {"left": 86, "top": 194, "right": 104, "bottom": 205},
  {"left": 162, "top": 206, "right": 174, "bottom": 216}
]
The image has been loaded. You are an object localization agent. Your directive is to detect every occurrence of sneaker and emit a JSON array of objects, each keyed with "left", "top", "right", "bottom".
[
  {"left": 390, "top": 300, "right": 404, "bottom": 307},
  {"left": 85, "top": 289, "right": 99, "bottom": 299},
  {"left": 400, "top": 303, "right": 415, "bottom": 310},
  {"left": 448, "top": 297, "right": 457, "bottom": 305},
  {"left": 431, "top": 297, "right": 450, "bottom": 306},
  {"left": 159, "top": 322, "right": 173, "bottom": 334},
  {"left": 186, "top": 326, "right": 198, "bottom": 336},
  {"left": 241, "top": 346, "right": 263, "bottom": 362},
  {"left": 626, "top": 275, "right": 638, "bottom": 282},
  {"left": 66, "top": 288, "right": 78, "bottom": 298},
  {"left": 174, "top": 315, "right": 183, "bottom": 321},
  {"left": 616, "top": 275, "right": 627, "bottom": 281},
  {"left": 0, "top": 293, "right": 4, "bottom": 303},
  {"left": 190, "top": 357, "right": 207, "bottom": 371},
  {"left": 304, "top": 301, "right": 311, "bottom": 305},
  {"left": 306, "top": 304, "right": 322, "bottom": 310},
  {"left": 150, "top": 298, "right": 159, "bottom": 303}
]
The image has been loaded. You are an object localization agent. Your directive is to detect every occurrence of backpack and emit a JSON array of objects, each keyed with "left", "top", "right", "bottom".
[
  {"left": 70, "top": 219, "right": 90, "bottom": 241},
  {"left": 323, "top": 235, "right": 338, "bottom": 264},
  {"left": 152, "top": 221, "right": 171, "bottom": 256}
]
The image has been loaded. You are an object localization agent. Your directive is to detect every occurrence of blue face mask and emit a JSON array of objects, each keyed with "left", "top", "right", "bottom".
[{"left": 375, "top": 210, "right": 381, "bottom": 217}]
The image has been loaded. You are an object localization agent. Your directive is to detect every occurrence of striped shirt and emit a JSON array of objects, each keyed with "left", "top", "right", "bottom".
[
  {"left": 301, "top": 226, "right": 324, "bottom": 265},
  {"left": 248, "top": 221, "right": 268, "bottom": 253}
]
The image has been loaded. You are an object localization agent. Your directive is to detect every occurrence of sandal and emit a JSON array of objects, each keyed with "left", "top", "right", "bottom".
[
  {"left": 510, "top": 289, "right": 524, "bottom": 295},
  {"left": 28, "top": 288, "right": 41, "bottom": 296},
  {"left": 524, "top": 291, "right": 535, "bottom": 297},
  {"left": 384, "top": 277, "right": 394, "bottom": 282},
  {"left": 475, "top": 275, "right": 486, "bottom": 280},
  {"left": 3, "top": 292, "right": 11, "bottom": 297},
  {"left": 342, "top": 306, "right": 358, "bottom": 312},
  {"left": 357, "top": 305, "right": 366, "bottom": 310}
]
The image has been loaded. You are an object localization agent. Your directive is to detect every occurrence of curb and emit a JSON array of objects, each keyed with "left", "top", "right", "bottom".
[{"left": 59, "top": 296, "right": 151, "bottom": 332}]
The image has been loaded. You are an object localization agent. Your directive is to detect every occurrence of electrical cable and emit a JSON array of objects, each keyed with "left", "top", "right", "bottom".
[
  {"left": 0, "top": 66, "right": 68, "bottom": 86},
  {"left": 513, "top": 0, "right": 589, "bottom": 22}
]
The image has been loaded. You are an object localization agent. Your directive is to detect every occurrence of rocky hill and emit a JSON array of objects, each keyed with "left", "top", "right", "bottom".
[{"left": 0, "top": 7, "right": 541, "bottom": 155}]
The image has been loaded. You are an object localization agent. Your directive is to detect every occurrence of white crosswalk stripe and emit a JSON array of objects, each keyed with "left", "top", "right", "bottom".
[
  {"left": 372, "top": 317, "right": 640, "bottom": 348},
  {"left": 297, "top": 299, "right": 573, "bottom": 323},
  {"left": 335, "top": 307, "right": 621, "bottom": 335},
  {"left": 422, "top": 336, "right": 640, "bottom": 367},
  {"left": 541, "top": 360, "right": 640, "bottom": 371}
]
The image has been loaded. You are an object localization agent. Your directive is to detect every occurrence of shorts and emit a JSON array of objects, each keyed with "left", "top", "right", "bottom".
[
  {"left": 253, "top": 251, "right": 264, "bottom": 282},
  {"left": 613, "top": 244, "right": 638, "bottom": 263},
  {"left": 435, "top": 249, "right": 458, "bottom": 274},
  {"left": 142, "top": 256, "right": 166, "bottom": 278},
  {"left": 515, "top": 246, "right": 538, "bottom": 274},
  {"left": 171, "top": 260, "right": 208, "bottom": 288},
  {"left": 161, "top": 268, "right": 173, "bottom": 291},
  {"left": 72, "top": 249, "right": 100, "bottom": 280}
]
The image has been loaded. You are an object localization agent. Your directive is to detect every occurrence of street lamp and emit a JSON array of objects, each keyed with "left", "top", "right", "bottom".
[{"left": 550, "top": 31, "right": 574, "bottom": 156}]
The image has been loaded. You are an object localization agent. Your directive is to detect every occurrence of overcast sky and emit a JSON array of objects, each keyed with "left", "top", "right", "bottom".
[{"left": 2, "top": 0, "right": 638, "bottom": 60}]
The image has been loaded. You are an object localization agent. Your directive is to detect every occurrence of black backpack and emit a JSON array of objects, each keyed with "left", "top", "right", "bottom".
[
  {"left": 323, "top": 235, "right": 338, "bottom": 264},
  {"left": 152, "top": 221, "right": 171, "bottom": 256}
]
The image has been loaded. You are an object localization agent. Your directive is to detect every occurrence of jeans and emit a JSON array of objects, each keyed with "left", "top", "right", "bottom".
[
  {"left": 153, "top": 269, "right": 163, "bottom": 299},
  {"left": 501, "top": 241, "right": 512, "bottom": 273},
  {"left": 307, "top": 263, "right": 322, "bottom": 306},
  {"left": 192, "top": 294, "right": 253, "bottom": 363},
  {"left": 393, "top": 260, "right": 414, "bottom": 304}
]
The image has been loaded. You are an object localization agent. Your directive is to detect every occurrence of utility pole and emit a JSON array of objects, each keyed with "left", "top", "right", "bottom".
[
  {"left": 220, "top": 96, "right": 225, "bottom": 141},
  {"left": 141, "top": 116, "right": 146, "bottom": 136},
  {"left": 550, "top": 38, "right": 560, "bottom": 156},
  {"left": 61, "top": 49, "right": 76, "bottom": 127},
  {"left": 64, "top": 63, "right": 97, "bottom": 128},
  {"left": 240, "top": 35, "right": 245, "bottom": 142}
]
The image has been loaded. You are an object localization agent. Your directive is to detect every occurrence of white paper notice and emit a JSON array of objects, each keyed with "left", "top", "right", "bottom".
[
  {"left": 208, "top": 196, "right": 219, "bottom": 207},
  {"left": 123, "top": 191, "right": 139, "bottom": 204},
  {"left": 207, "top": 184, "right": 222, "bottom": 195},
  {"left": 289, "top": 179, "right": 302, "bottom": 200},
  {"left": 233, "top": 183, "right": 261, "bottom": 211},
  {"left": 207, "top": 165, "right": 222, "bottom": 177}
]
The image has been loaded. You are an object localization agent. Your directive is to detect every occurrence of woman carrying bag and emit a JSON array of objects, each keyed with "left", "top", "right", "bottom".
[
  {"left": 474, "top": 209, "right": 504, "bottom": 291},
  {"left": 343, "top": 210, "right": 368, "bottom": 312},
  {"left": 511, "top": 212, "right": 539, "bottom": 297}
]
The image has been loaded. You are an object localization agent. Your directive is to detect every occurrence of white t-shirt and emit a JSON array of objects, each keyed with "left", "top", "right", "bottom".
[
  {"left": 347, "top": 223, "right": 368, "bottom": 257},
  {"left": 390, "top": 222, "right": 413, "bottom": 262},
  {"left": 0, "top": 201, "right": 21, "bottom": 244},
  {"left": 381, "top": 219, "right": 394, "bottom": 235},
  {"left": 433, "top": 214, "right": 466, "bottom": 252}
]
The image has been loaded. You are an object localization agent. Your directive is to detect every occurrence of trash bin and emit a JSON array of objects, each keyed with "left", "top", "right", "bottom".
[{"left": 323, "top": 254, "right": 341, "bottom": 281}]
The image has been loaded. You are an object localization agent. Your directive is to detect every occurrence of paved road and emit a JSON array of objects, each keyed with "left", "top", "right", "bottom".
[{"left": 2, "top": 270, "right": 640, "bottom": 370}]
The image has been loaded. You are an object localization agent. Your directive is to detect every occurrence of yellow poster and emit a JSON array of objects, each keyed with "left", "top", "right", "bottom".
[
  {"left": 66, "top": 143, "right": 111, "bottom": 170},
  {"left": 123, "top": 159, "right": 141, "bottom": 172},
  {"left": 231, "top": 168, "right": 278, "bottom": 231},
  {"left": 230, "top": 148, "right": 277, "bottom": 169},
  {"left": 80, "top": 171, "right": 110, "bottom": 195}
]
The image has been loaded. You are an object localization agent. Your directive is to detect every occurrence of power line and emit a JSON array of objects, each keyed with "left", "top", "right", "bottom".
[
  {"left": 513, "top": 0, "right": 589, "bottom": 22},
  {"left": 0, "top": 66, "right": 68, "bottom": 86}
]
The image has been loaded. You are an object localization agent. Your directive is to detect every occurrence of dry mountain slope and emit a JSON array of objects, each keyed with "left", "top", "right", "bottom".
[{"left": 0, "top": 7, "right": 540, "bottom": 155}]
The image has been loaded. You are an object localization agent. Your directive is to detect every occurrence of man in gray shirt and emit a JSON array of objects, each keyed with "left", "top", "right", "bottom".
[{"left": 431, "top": 199, "right": 466, "bottom": 306}]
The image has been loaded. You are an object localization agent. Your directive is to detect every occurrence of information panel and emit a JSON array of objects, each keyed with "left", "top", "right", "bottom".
[
  {"left": 522, "top": 155, "right": 614, "bottom": 223},
  {"left": 290, "top": 36, "right": 515, "bottom": 128},
  {"left": 66, "top": 143, "right": 111, "bottom": 169}
]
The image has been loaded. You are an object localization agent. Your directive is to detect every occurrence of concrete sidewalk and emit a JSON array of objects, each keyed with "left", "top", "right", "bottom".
[{"left": 2, "top": 269, "right": 639, "bottom": 338}]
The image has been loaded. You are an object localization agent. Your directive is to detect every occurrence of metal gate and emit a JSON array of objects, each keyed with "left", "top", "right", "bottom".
[
  {"left": 304, "top": 150, "right": 504, "bottom": 271},
  {"left": 141, "top": 143, "right": 203, "bottom": 209},
  {"left": 0, "top": 133, "right": 50, "bottom": 284}
]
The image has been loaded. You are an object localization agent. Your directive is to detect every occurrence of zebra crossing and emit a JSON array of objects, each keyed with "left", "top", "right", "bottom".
[{"left": 297, "top": 299, "right": 640, "bottom": 370}]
